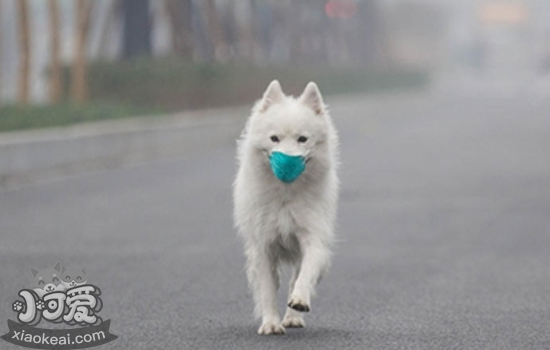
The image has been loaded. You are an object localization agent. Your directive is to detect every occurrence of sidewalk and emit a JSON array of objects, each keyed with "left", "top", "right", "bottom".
[{"left": 0, "top": 105, "right": 249, "bottom": 190}]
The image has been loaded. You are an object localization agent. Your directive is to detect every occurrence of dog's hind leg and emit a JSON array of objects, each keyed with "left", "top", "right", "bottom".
[
  {"left": 246, "top": 248, "right": 285, "bottom": 335},
  {"left": 282, "top": 264, "right": 305, "bottom": 328}
]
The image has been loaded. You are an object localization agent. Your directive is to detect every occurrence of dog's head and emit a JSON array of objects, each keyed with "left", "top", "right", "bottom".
[{"left": 246, "top": 80, "right": 335, "bottom": 183}]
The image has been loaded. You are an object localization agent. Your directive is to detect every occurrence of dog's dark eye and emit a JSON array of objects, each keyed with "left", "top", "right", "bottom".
[
  {"left": 53, "top": 277, "right": 59, "bottom": 283},
  {"left": 38, "top": 280, "right": 45, "bottom": 286},
  {"left": 297, "top": 136, "right": 308, "bottom": 143},
  {"left": 65, "top": 275, "right": 70, "bottom": 280},
  {"left": 76, "top": 276, "right": 82, "bottom": 281},
  {"left": 270, "top": 135, "right": 279, "bottom": 143}
]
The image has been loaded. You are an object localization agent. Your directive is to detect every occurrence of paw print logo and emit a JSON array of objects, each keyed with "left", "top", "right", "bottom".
[
  {"left": 12, "top": 301, "right": 23, "bottom": 312},
  {"left": 36, "top": 300, "right": 45, "bottom": 311}
]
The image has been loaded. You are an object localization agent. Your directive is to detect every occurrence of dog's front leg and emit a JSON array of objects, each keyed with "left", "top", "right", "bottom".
[
  {"left": 247, "top": 249, "right": 285, "bottom": 335},
  {"left": 288, "top": 234, "right": 331, "bottom": 313},
  {"left": 282, "top": 264, "right": 306, "bottom": 328}
]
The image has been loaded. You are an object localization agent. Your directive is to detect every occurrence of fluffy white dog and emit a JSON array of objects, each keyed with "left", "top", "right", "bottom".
[{"left": 233, "top": 80, "right": 339, "bottom": 335}]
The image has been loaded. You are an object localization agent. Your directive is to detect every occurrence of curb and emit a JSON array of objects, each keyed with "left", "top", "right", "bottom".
[{"left": 0, "top": 105, "right": 249, "bottom": 190}]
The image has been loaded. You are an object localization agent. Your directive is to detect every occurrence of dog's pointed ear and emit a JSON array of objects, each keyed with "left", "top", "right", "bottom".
[
  {"left": 259, "top": 80, "right": 284, "bottom": 112},
  {"left": 299, "top": 82, "right": 325, "bottom": 115},
  {"left": 54, "top": 262, "right": 62, "bottom": 273},
  {"left": 31, "top": 268, "right": 39, "bottom": 278}
]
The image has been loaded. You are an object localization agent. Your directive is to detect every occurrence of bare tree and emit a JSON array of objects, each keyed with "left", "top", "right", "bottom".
[
  {"left": 97, "top": 0, "right": 120, "bottom": 59},
  {"left": 236, "top": 0, "right": 257, "bottom": 61},
  {"left": 288, "top": 1, "right": 303, "bottom": 62},
  {"left": 205, "top": 0, "right": 224, "bottom": 61},
  {"left": 72, "top": 0, "right": 93, "bottom": 104},
  {"left": 164, "top": 0, "right": 193, "bottom": 58},
  {"left": 16, "top": 0, "right": 31, "bottom": 105},
  {"left": 48, "top": 0, "right": 62, "bottom": 103}
]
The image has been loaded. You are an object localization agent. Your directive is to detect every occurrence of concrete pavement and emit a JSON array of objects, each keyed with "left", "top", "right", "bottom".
[
  {"left": 0, "top": 92, "right": 549, "bottom": 349},
  {"left": 0, "top": 106, "right": 249, "bottom": 190}
]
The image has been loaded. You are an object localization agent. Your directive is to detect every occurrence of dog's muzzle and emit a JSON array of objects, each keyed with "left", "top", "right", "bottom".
[{"left": 269, "top": 151, "right": 306, "bottom": 183}]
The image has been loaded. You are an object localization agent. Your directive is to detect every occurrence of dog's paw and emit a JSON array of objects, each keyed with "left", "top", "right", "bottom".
[
  {"left": 282, "top": 315, "right": 305, "bottom": 328},
  {"left": 288, "top": 295, "right": 310, "bottom": 313},
  {"left": 258, "top": 321, "right": 285, "bottom": 335}
]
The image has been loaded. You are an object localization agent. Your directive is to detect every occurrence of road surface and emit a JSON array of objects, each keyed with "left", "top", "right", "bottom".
[{"left": 1, "top": 91, "right": 549, "bottom": 349}]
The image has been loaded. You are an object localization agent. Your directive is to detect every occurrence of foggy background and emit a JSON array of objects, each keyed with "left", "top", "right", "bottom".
[
  {"left": 1, "top": 1, "right": 550, "bottom": 349},
  {"left": 1, "top": 0, "right": 549, "bottom": 109}
]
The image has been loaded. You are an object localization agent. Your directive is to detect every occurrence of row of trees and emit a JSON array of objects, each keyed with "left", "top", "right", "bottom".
[
  {"left": 7, "top": 0, "right": 386, "bottom": 106},
  {"left": 11, "top": 0, "right": 92, "bottom": 105}
]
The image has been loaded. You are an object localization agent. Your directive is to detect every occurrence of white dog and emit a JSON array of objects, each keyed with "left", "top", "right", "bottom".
[{"left": 233, "top": 80, "right": 339, "bottom": 335}]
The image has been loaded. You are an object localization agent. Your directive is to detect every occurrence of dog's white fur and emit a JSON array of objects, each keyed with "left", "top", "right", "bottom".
[{"left": 233, "top": 80, "right": 339, "bottom": 335}]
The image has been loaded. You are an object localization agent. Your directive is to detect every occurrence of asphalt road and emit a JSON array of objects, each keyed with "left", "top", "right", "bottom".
[{"left": 1, "top": 92, "right": 550, "bottom": 349}]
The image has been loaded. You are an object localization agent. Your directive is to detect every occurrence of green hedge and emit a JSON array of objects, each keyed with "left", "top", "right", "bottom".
[
  {"left": 84, "top": 58, "right": 429, "bottom": 111},
  {"left": 0, "top": 59, "right": 428, "bottom": 132},
  {"left": 0, "top": 103, "right": 159, "bottom": 132}
]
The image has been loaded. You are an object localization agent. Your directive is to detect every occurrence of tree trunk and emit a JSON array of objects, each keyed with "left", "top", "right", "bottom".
[
  {"left": 288, "top": 2, "right": 302, "bottom": 62},
  {"left": 48, "top": 0, "right": 62, "bottom": 103},
  {"left": 205, "top": 0, "right": 224, "bottom": 61},
  {"left": 178, "top": 0, "right": 193, "bottom": 57},
  {"left": 16, "top": 0, "right": 31, "bottom": 105},
  {"left": 72, "top": 0, "right": 90, "bottom": 104},
  {"left": 237, "top": 0, "right": 256, "bottom": 61},
  {"left": 97, "top": 0, "right": 120, "bottom": 59},
  {"left": 122, "top": 0, "right": 152, "bottom": 59},
  {"left": 164, "top": 0, "right": 193, "bottom": 58}
]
